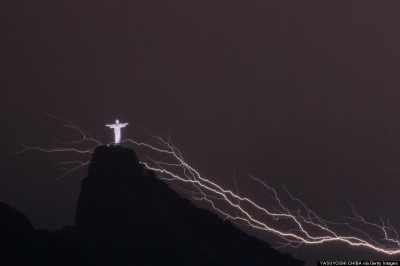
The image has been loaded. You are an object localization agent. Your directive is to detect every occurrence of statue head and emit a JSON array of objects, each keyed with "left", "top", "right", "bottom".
[{"left": 116, "top": 119, "right": 119, "bottom": 123}]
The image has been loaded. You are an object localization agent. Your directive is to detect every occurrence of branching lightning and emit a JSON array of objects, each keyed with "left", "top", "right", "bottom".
[
  {"left": 17, "top": 117, "right": 400, "bottom": 256},
  {"left": 17, "top": 115, "right": 98, "bottom": 179}
]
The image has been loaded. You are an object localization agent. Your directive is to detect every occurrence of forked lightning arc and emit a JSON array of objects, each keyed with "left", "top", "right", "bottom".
[{"left": 17, "top": 116, "right": 400, "bottom": 255}]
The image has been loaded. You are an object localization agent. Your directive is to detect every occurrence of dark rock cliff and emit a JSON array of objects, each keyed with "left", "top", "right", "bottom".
[{"left": 0, "top": 145, "right": 303, "bottom": 265}]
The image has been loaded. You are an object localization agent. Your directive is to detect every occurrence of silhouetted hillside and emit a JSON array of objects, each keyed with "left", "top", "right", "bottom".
[
  {"left": 0, "top": 203, "right": 85, "bottom": 265},
  {"left": 0, "top": 145, "right": 303, "bottom": 265}
]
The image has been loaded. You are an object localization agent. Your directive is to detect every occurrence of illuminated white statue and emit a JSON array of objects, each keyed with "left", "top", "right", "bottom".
[{"left": 106, "top": 119, "right": 128, "bottom": 144}]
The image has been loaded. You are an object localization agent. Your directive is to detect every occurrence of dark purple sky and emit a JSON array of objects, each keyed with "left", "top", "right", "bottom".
[{"left": 2, "top": 1, "right": 400, "bottom": 264}]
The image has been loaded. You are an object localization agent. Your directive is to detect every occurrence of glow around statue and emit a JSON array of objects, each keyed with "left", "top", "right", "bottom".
[{"left": 106, "top": 119, "right": 128, "bottom": 144}]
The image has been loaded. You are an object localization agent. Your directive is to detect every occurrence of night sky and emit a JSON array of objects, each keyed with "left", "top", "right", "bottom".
[{"left": 2, "top": 1, "right": 400, "bottom": 264}]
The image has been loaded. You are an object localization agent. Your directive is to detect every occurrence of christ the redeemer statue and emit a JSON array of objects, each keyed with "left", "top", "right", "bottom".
[{"left": 106, "top": 119, "right": 128, "bottom": 144}]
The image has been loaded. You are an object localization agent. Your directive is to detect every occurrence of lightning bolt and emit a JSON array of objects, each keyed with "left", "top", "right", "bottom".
[
  {"left": 17, "top": 115, "right": 98, "bottom": 179},
  {"left": 17, "top": 117, "right": 400, "bottom": 256}
]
